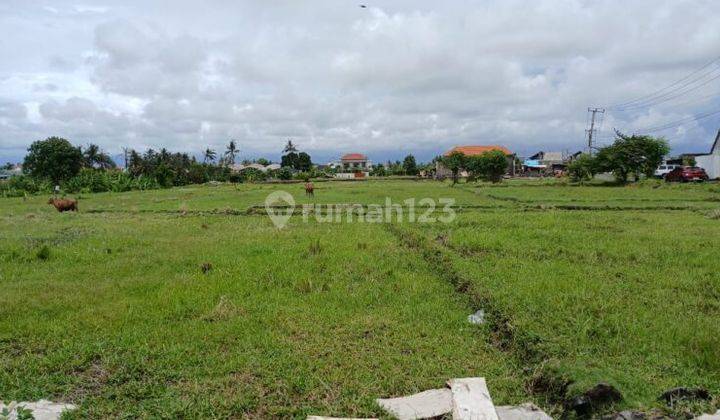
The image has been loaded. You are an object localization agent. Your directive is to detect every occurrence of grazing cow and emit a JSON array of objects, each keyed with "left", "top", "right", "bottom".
[
  {"left": 48, "top": 197, "right": 78, "bottom": 212},
  {"left": 304, "top": 182, "right": 314, "bottom": 197}
]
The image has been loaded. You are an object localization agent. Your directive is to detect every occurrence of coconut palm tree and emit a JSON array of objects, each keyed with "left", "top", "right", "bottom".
[
  {"left": 224, "top": 140, "right": 238, "bottom": 165},
  {"left": 283, "top": 140, "right": 298, "bottom": 154},
  {"left": 203, "top": 148, "right": 217, "bottom": 164},
  {"left": 82, "top": 143, "right": 116, "bottom": 169}
]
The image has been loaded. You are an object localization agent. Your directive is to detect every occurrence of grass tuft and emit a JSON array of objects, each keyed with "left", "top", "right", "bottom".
[
  {"left": 308, "top": 239, "right": 322, "bottom": 255},
  {"left": 200, "top": 262, "right": 212, "bottom": 274},
  {"left": 203, "top": 296, "right": 244, "bottom": 322},
  {"left": 295, "top": 278, "right": 330, "bottom": 293},
  {"left": 35, "top": 244, "right": 51, "bottom": 261}
]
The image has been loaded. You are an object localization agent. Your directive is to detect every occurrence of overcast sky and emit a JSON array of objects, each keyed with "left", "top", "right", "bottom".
[{"left": 1, "top": 0, "right": 720, "bottom": 164}]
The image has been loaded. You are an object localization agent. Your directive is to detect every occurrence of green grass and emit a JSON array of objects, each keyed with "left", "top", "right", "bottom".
[
  {"left": 0, "top": 180, "right": 500, "bottom": 216},
  {"left": 405, "top": 210, "right": 720, "bottom": 408},
  {"left": 0, "top": 206, "right": 522, "bottom": 418},
  {"left": 465, "top": 180, "right": 720, "bottom": 210},
  {"left": 1, "top": 178, "right": 719, "bottom": 417}
]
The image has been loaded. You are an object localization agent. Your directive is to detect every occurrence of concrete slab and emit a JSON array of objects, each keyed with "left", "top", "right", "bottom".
[
  {"left": 695, "top": 410, "right": 720, "bottom": 420},
  {"left": 496, "top": 403, "right": 553, "bottom": 420},
  {"left": 448, "top": 377, "right": 499, "bottom": 420},
  {"left": 307, "top": 417, "right": 377, "bottom": 420},
  {"left": 376, "top": 388, "right": 453, "bottom": 420},
  {"left": 0, "top": 400, "right": 76, "bottom": 420}
]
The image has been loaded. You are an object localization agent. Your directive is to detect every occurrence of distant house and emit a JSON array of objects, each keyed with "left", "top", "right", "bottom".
[
  {"left": 336, "top": 153, "right": 371, "bottom": 178},
  {"left": 0, "top": 165, "right": 21, "bottom": 180},
  {"left": 688, "top": 130, "right": 720, "bottom": 179},
  {"left": 523, "top": 151, "right": 574, "bottom": 175},
  {"left": 340, "top": 153, "right": 370, "bottom": 171},
  {"left": 435, "top": 145, "right": 515, "bottom": 178}
]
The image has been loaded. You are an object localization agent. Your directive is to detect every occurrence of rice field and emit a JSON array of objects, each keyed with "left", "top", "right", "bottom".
[{"left": 1, "top": 179, "right": 718, "bottom": 418}]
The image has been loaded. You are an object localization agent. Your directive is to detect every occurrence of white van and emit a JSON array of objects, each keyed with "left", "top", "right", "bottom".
[{"left": 654, "top": 162, "right": 680, "bottom": 178}]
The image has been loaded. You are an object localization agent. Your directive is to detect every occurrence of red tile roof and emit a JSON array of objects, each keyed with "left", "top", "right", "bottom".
[
  {"left": 444, "top": 145, "right": 512, "bottom": 156},
  {"left": 341, "top": 153, "right": 368, "bottom": 161}
]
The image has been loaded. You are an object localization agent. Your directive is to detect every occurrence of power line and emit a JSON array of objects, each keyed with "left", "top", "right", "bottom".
[
  {"left": 656, "top": 89, "right": 720, "bottom": 109},
  {"left": 609, "top": 55, "right": 720, "bottom": 110},
  {"left": 614, "top": 70, "right": 720, "bottom": 111},
  {"left": 635, "top": 107, "right": 720, "bottom": 134}
]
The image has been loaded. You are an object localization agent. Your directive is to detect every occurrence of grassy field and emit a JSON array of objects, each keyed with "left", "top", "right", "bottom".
[{"left": 1, "top": 179, "right": 719, "bottom": 417}]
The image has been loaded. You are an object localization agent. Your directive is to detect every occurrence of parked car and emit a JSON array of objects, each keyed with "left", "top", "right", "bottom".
[
  {"left": 654, "top": 163, "right": 680, "bottom": 178},
  {"left": 665, "top": 166, "right": 709, "bottom": 182}
]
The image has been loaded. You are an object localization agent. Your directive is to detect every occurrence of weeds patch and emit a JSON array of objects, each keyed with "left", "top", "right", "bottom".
[
  {"left": 294, "top": 278, "right": 330, "bottom": 294},
  {"left": 35, "top": 245, "right": 51, "bottom": 261},
  {"left": 202, "top": 296, "right": 245, "bottom": 322},
  {"left": 200, "top": 262, "right": 212, "bottom": 274},
  {"left": 24, "top": 227, "right": 90, "bottom": 248}
]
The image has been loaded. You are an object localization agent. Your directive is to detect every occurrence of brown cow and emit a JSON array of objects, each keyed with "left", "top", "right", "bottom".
[
  {"left": 304, "top": 182, "right": 314, "bottom": 197},
  {"left": 48, "top": 197, "right": 78, "bottom": 212}
]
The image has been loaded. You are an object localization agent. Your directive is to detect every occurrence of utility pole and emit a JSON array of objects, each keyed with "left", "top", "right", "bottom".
[
  {"left": 123, "top": 147, "right": 129, "bottom": 171},
  {"left": 586, "top": 107, "right": 605, "bottom": 155}
]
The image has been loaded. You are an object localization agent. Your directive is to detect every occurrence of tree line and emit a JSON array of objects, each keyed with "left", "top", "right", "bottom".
[
  {"left": 2, "top": 136, "right": 441, "bottom": 198},
  {"left": 369, "top": 155, "right": 427, "bottom": 176},
  {"left": 1, "top": 137, "right": 284, "bottom": 196}
]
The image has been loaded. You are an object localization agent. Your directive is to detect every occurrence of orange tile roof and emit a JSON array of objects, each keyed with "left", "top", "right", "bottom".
[
  {"left": 341, "top": 153, "right": 367, "bottom": 161},
  {"left": 444, "top": 145, "right": 512, "bottom": 156}
]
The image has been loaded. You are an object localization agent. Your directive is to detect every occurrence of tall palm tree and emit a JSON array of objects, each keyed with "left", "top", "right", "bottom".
[
  {"left": 225, "top": 140, "right": 238, "bottom": 165},
  {"left": 95, "top": 153, "right": 116, "bottom": 169},
  {"left": 283, "top": 140, "right": 298, "bottom": 154},
  {"left": 159, "top": 148, "right": 170, "bottom": 162},
  {"left": 203, "top": 148, "right": 217, "bottom": 164},
  {"left": 82, "top": 144, "right": 100, "bottom": 168},
  {"left": 83, "top": 143, "right": 116, "bottom": 169}
]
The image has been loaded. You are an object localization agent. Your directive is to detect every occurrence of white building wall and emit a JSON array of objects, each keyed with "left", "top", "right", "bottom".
[{"left": 696, "top": 154, "right": 720, "bottom": 179}]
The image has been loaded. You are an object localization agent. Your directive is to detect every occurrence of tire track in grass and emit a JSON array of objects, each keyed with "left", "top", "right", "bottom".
[{"left": 384, "top": 223, "right": 573, "bottom": 416}]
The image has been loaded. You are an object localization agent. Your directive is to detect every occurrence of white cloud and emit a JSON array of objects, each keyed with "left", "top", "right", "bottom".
[{"left": 1, "top": 0, "right": 720, "bottom": 163}]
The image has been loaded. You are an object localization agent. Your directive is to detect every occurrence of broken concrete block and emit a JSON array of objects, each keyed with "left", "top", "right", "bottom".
[
  {"left": 0, "top": 400, "right": 76, "bottom": 420},
  {"left": 448, "top": 377, "right": 499, "bottom": 420},
  {"left": 694, "top": 410, "right": 720, "bottom": 420},
  {"left": 496, "top": 403, "right": 552, "bottom": 420},
  {"left": 307, "top": 417, "right": 377, "bottom": 420},
  {"left": 376, "top": 388, "right": 453, "bottom": 420}
]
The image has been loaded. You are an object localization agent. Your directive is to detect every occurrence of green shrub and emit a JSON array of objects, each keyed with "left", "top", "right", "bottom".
[
  {"left": 276, "top": 167, "right": 293, "bottom": 180},
  {"left": 0, "top": 175, "right": 51, "bottom": 197},
  {"left": 240, "top": 168, "right": 267, "bottom": 183},
  {"left": 567, "top": 154, "right": 597, "bottom": 182},
  {"left": 466, "top": 150, "right": 508, "bottom": 183}
]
